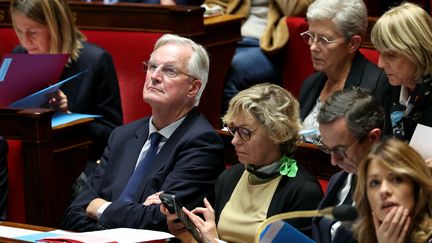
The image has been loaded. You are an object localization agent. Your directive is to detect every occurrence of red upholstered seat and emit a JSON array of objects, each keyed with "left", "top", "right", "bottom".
[
  {"left": 5, "top": 140, "right": 25, "bottom": 223},
  {"left": 359, "top": 48, "right": 380, "bottom": 64},
  {"left": 318, "top": 178, "right": 329, "bottom": 193},
  {"left": 0, "top": 28, "right": 18, "bottom": 58},
  {"left": 83, "top": 30, "right": 163, "bottom": 124},
  {"left": 282, "top": 17, "right": 314, "bottom": 97}
]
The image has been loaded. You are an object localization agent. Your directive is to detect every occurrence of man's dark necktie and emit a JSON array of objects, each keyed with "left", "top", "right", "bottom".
[{"left": 119, "top": 132, "right": 162, "bottom": 201}]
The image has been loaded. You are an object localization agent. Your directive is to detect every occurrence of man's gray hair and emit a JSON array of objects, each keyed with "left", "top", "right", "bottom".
[
  {"left": 154, "top": 34, "right": 209, "bottom": 106},
  {"left": 317, "top": 87, "right": 385, "bottom": 141}
]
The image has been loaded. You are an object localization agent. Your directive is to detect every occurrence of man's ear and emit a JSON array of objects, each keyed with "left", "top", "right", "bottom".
[
  {"left": 348, "top": 35, "right": 362, "bottom": 54},
  {"left": 368, "top": 128, "right": 382, "bottom": 143},
  {"left": 188, "top": 79, "right": 202, "bottom": 98}
]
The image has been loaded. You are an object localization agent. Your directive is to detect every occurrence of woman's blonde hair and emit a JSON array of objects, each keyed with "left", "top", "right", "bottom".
[
  {"left": 371, "top": 2, "right": 432, "bottom": 80},
  {"left": 11, "top": 0, "right": 85, "bottom": 61},
  {"left": 353, "top": 138, "right": 432, "bottom": 243},
  {"left": 222, "top": 83, "right": 301, "bottom": 155}
]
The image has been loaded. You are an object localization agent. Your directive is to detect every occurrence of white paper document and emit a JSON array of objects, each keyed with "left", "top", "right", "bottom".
[
  {"left": 0, "top": 225, "right": 42, "bottom": 238},
  {"left": 1, "top": 226, "right": 174, "bottom": 243},
  {"left": 409, "top": 123, "right": 432, "bottom": 160},
  {"left": 78, "top": 228, "right": 174, "bottom": 242}
]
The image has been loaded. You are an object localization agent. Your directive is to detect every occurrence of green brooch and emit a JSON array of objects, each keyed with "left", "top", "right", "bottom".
[{"left": 279, "top": 155, "right": 298, "bottom": 178}]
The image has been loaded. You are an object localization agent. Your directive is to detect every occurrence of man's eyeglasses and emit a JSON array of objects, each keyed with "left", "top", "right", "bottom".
[
  {"left": 300, "top": 31, "right": 347, "bottom": 47},
  {"left": 316, "top": 136, "right": 359, "bottom": 158},
  {"left": 143, "top": 61, "right": 198, "bottom": 80},
  {"left": 226, "top": 125, "right": 256, "bottom": 141}
]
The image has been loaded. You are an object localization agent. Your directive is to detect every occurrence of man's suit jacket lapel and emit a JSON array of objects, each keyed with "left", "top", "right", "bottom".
[
  {"left": 313, "top": 171, "right": 349, "bottom": 243},
  {"left": 133, "top": 110, "right": 198, "bottom": 202},
  {"left": 112, "top": 118, "right": 150, "bottom": 199},
  {"left": 318, "top": 171, "right": 349, "bottom": 209}
]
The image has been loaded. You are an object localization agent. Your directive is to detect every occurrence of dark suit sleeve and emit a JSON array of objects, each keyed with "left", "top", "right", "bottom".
[
  {"left": 0, "top": 138, "right": 8, "bottom": 221},
  {"left": 61, "top": 130, "right": 117, "bottom": 232}
]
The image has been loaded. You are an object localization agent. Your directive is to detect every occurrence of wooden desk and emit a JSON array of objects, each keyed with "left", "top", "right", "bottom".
[{"left": 0, "top": 108, "right": 92, "bottom": 228}]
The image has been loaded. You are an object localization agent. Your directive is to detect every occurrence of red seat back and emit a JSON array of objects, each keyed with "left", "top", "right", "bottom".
[
  {"left": 282, "top": 17, "right": 314, "bottom": 97},
  {"left": 5, "top": 140, "right": 25, "bottom": 223},
  {"left": 83, "top": 30, "right": 163, "bottom": 124},
  {"left": 0, "top": 28, "right": 19, "bottom": 58}
]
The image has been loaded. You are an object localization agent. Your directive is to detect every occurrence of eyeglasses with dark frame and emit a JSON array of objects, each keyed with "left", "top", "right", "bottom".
[
  {"left": 316, "top": 136, "right": 359, "bottom": 158},
  {"left": 300, "top": 31, "right": 347, "bottom": 47},
  {"left": 226, "top": 125, "right": 256, "bottom": 141},
  {"left": 142, "top": 61, "right": 198, "bottom": 80}
]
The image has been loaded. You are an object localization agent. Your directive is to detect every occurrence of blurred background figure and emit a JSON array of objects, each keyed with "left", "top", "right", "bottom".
[
  {"left": 300, "top": 0, "right": 390, "bottom": 133},
  {"left": 162, "top": 83, "right": 323, "bottom": 242},
  {"left": 371, "top": 2, "right": 432, "bottom": 141},
  {"left": 209, "top": 0, "right": 313, "bottom": 116},
  {"left": 10, "top": 0, "right": 123, "bottom": 183},
  {"left": 354, "top": 138, "right": 432, "bottom": 243}
]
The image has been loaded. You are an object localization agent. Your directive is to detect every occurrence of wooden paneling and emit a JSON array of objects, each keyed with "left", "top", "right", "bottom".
[{"left": 0, "top": 109, "right": 92, "bottom": 227}]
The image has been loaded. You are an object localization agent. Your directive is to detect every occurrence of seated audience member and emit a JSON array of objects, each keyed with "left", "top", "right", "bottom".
[
  {"left": 353, "top": 138, "right": 432, "bottom": 243},
  {"left": 209, "top": 0, "right": 313, "bottom": 114},
  {"left": 313, "top": 87, "right": 385, "bottom": 243},
  {"left": 162, "top": 83, "right": 324, "bottom": 242},
  {"left": 0, "top": 138, "right": 7, "bottom": 220},
  {"left": 371, "top": 2, "right": 432, "bottom": 141},
  {"left": 62, "top": 34, "right": 225, "bottom": 231},
  {"left": 10, "top": 0, "right": 123, "bottom": 164},
  {"left": 300, "top": 0, "right": 390, "bottom": 132}
]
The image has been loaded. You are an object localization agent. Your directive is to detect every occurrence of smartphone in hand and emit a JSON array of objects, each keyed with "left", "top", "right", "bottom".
[{"left": 159, "top": 193, "right": 202, "bottom": 242}]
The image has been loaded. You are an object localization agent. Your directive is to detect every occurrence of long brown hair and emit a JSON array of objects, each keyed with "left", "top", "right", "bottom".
[
  {"left": 11, "top": 0, "right": 85, "bottom": 61},
  {"left": 353, "top": 138, "right": 432, "bottom": 243}
]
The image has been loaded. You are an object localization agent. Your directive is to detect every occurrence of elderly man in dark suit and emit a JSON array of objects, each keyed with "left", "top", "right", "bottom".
[
  {"left": 312, "top": 87, "right": 385, "bottom": 243},
  {"left": 62, "top": 34, "right": 225, "bottom": 232}
]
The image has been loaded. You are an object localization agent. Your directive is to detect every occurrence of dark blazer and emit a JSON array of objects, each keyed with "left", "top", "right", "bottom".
[
  {"left": 312, "top": 171, "right": 357, "bottom": 243},
  {"left": 13, "top": 42, "right": 123, "bottom": 160},
  {"left": 62, "top": 110, "right": 225, "bottom": 232},
  {"left": 299, "top": 52, "right": 390, "bottom": 121},
  {"left": 0, "top": 137, "right": 8, "bottom": 221},
  {"left": 214, "top": 163, "right": 323, "bottom": 237},
  {"left": 383, "top": 84, "right": 432, "bottom": 139}
]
